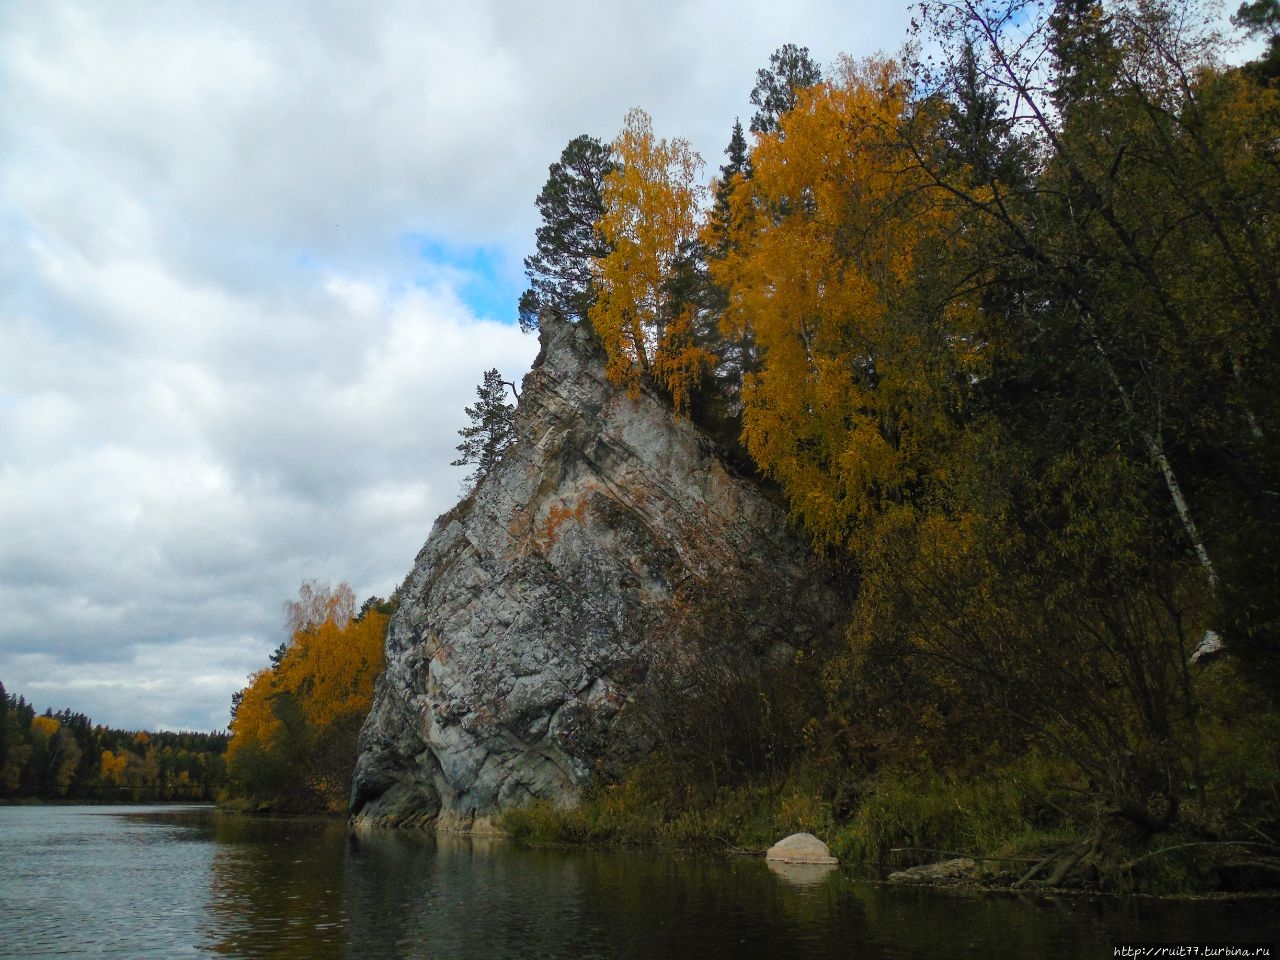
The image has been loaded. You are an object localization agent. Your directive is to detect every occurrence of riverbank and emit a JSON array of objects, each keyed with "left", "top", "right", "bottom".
[
  {"left": 494, "top": 756, "right": 1280, "bottom": 898},
  {"left": 217, "top": 794, "right": 347, "bottom": 818}
]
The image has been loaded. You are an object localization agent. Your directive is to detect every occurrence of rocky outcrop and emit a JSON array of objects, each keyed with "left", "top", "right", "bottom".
[{"left": 350, "top": 314, "right": 844, "bottom": 829}]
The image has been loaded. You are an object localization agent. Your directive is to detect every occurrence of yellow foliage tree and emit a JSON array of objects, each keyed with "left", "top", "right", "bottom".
[
  {"left": 225, "top": 668, "right": 281, "bottom": 768},
  {"left": 711, "top": 57, "right": 983, "bottom": 550},
  {"left": 30, "top": 714, "right": 59, "bottom": 740},
  {"left": 272, "top": 612, "right": 387, "bottom": 731},
  {"left": 227, "top": 580, "right": 388, "bottom": 810},
  {"left": 590, "top": 107, "right": 713, "bottom": 414},
  {"left": 99, "top": 749, "right": 128, "bottom": 786}
]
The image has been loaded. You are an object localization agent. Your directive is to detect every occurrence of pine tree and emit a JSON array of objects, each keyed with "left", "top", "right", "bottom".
[
  {"left": 519, "top": 135, "right": 615, "bottom": 331},
  {"left": 1233, "top": 0, "right": 1280, "bottom": 80},
  {"left": 708, "top": 119, "right": 749, "bottom": 258},
  {"left": 749, "top": 44, "right": 823, "bottom": 136},
  {"left": 452, "top": 369, "right": 517, "bottom": 489}
]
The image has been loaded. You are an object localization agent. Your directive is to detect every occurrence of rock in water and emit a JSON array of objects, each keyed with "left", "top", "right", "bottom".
[
  {"left": 765, "top": 833, "right": 838, "bottom": 865},
  {"left": 350, "top": 314, "right": 844, "bottom": 829}
]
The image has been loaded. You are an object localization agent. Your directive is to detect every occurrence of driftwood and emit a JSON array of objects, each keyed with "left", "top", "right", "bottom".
[
  {"left": 1013, "top": 832, "right": 1098, "bottom": 889},
  {"left": 1120, "top": 840, "right": 1274, "bottom": 872},
  {"left": 889, "top": 847, "right": 1040, "bottom": 864},
  {"left": 895, "top": 837, "right": 1280, "bottom": 889}
]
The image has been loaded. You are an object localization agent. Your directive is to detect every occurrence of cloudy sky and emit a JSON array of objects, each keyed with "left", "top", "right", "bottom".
[{"left": 0, "top": 0, "right": 919, "bottom": 732}]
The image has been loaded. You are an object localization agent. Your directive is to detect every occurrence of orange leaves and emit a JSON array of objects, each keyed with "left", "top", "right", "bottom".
[
  {"left": 228, "top": 581, "right": 387, "bottom": 769},
  {"left": 649, "top": 308, "right": 712, "bottom": 417},
  {"left": 225, "top": 669, "right": 280, "bottom": 766},
  {"left": 278, "top": 613, "right": 388, "bottom": 730},
  {"left": 99, "top": 749, "right": 128, "bottom": 786},
  {"left": 30, "top": 715, "right": 59, "bottom": 740},
  {"left": 716, "top": 56, "right": 981, "bottom": 551},
  {"left": 590, "top": 108, "right": 712, "bottom": 415}
]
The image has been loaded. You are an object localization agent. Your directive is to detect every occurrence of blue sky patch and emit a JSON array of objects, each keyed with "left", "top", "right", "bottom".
[{"left": 405, "top": 235, "right": 524, "bottom": 326}]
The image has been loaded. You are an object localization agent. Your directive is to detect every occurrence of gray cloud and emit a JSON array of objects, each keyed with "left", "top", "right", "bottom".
[{"left": 0, "top": 0, "right": 914, "bottom": 731}]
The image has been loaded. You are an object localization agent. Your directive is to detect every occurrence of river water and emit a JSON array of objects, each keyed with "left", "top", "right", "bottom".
[{"left": 0, "top": 805, "right": 1273, "bottom": 958}]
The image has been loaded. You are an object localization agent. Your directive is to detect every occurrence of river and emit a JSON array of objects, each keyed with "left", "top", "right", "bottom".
[{"left": 0, "top": 805, "right": 1273, "bottom": 958}]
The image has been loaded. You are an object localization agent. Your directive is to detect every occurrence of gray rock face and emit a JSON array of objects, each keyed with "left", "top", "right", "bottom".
[{"left": 350, "top": 314, "right": 844, "bottom": 829}]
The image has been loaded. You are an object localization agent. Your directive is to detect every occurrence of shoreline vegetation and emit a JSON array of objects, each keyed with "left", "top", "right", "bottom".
[
  {"left": 490, "top": 703, "right": 1280, "bottom": 897},
  {"left": 222, "top": 583, "right": 395, "bottom": 816}
]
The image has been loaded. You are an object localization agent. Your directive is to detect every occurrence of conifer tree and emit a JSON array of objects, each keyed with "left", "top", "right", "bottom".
[
  {"left": 452, "top": 369, "right": 517, "bottom": 489},
  {"left": 708, "top": 119, "right": 749, "bottom": 258},
  {"left": 519, "top": 135, "right": 614, "bottom": 331},
  {"left": 749, "top": 44, "right": 823, "bottom": 135}
]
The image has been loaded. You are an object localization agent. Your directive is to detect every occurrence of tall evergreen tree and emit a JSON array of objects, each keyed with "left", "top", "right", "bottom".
[
  {"left": 708, "top": 119, "right": 750, "bottom": 257},
  {"left": 519, "top": 135, "right": 615, "bottom": 331},
  {"left": 749, "top": 44, "right": 823, "bottom": 135},
  {"left": 699, "top": 119, "right": 757, "bottom": 416}
]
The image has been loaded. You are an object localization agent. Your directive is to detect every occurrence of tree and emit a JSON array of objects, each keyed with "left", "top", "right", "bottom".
[
  {"left": 749, "top": 44, "right": 824, "bottom": 135},
  {"left": 906, "top": 0, "right": 1280, "bottom": 685},
  {"left": 590, "top": 107, "right": 713, "bottom": 414},
  {"left": 707, "top": 42, "right": 1232, "bottom": 837},
  {"left": 227, "top": 580, "right": 389, "bottom": 812},
  {"left": 713, "top": 56, "right": 977, "bottom": 548},
  {"left": 700, "top": 118, "right": 760, "bottom": 413},
  {"left": 776, "top": 0, "right": 1280, "bottom": 841},
  {"left": 452, "top": 368, "right": 517, "bottom": 490},
  {"left": 285, "top": 579, "right": 355, "bottom": 637},
  {"left": 0, "top": 681, "right": 8, "bottom": 790},
  {"left": 358, "top": 593, "right": 399, "bottom": 622},
  {"left": 1234, "top": 0, "right": 1280, "bottom": 80},
  {"left": 519, "top": 135, "right": 615, "bottom": 331},
  {"left": 708, "top": 119, "right": 750, "bottom": 257},
  {"left": 49, "top": 727, "right": 81, "bottom": 797}
]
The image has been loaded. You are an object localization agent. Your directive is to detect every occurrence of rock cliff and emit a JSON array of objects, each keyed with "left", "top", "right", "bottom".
[{"left": 350, "top": 314, "right": 844, "bottom": 829}]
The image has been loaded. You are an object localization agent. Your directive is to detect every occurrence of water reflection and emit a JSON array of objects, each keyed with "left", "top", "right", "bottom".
[
  {"left": 339, "top": 831, "right": 858, "bottom": 960},
  {"left": 4, "top": 806, "right": 1272, "bottom": 959},
  {"left": 766, "top": 860, "right": 840, "bottom": 887},
  {"left": 205, "top": 815, "right": 350, "bottom": 958},
  {"left": 184, "top": 810, "right": 1277, "bottom": 959}
]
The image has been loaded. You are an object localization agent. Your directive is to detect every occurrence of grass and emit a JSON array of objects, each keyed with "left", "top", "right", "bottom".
[
  {"left": 497, "top": 752, "right": 1103, "bottom": 888},
  {"left": 498, "top": 759, "right": 836, "bottom": 851},
  {"left": 495, "top": 717, "right": 1280, "bottom": 897}
]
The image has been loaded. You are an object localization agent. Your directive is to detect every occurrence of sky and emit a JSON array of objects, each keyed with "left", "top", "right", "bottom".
[{"left": 0, "top": 0, "right": 921, "bottom": 732}]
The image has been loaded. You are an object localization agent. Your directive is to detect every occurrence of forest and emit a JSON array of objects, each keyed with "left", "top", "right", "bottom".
[
  {"left": 223, "top": 0, "right": 1280, "bottom": 891},
  {"left": 503, "top": 0, "right": 1280, "bottom": 891},
  {"left": 0, "top": 681, "right": 228, "bottom": 802}
]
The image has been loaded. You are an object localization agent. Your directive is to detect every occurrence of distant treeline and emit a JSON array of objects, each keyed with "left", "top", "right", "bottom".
[{"left": 0, "top": 681, "right": 228, "bottom": 802}]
